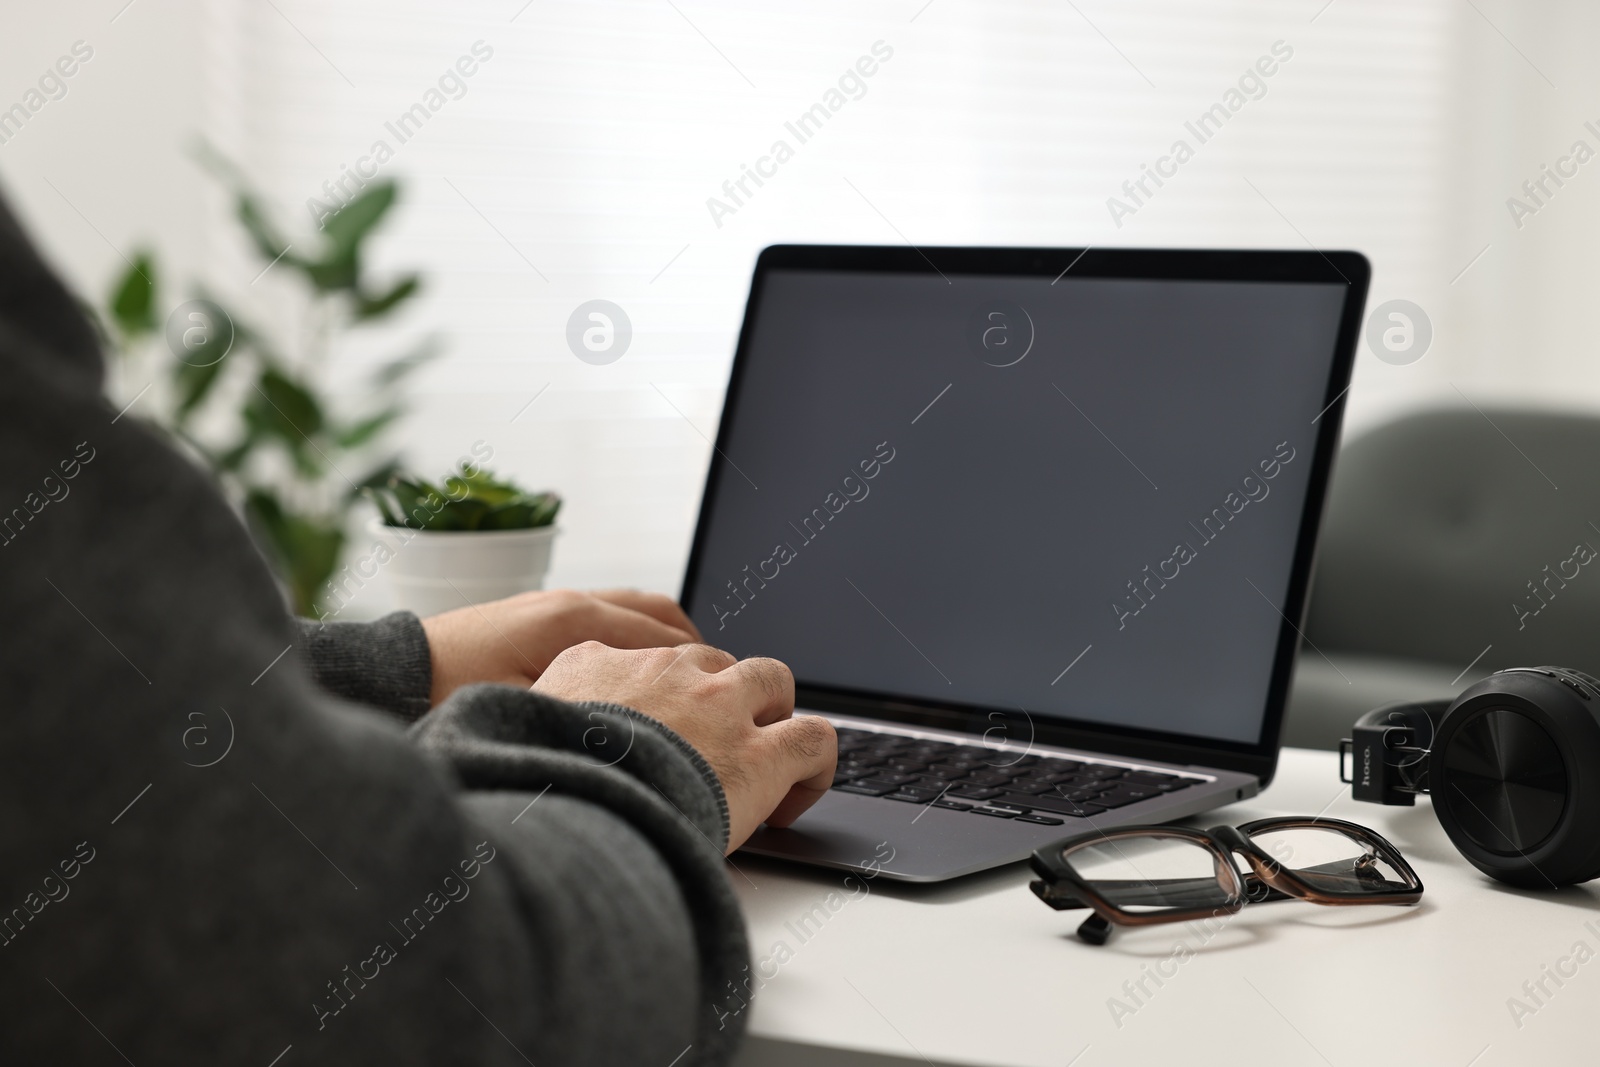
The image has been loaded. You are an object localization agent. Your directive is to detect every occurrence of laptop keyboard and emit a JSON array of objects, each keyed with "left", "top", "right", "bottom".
[{"left": 832, "top": 726, "right": 1201, "bottom": 825}]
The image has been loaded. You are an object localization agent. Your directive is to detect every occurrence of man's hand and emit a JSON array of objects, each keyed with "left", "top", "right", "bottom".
[
  {"left": 420, "top": 589, "right": 701, "bottom": 706},
  {"left": 533, "top": 642, "right": 837, "bottom": 853}
]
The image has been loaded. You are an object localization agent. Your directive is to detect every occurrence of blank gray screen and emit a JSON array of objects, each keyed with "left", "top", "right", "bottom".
[{"left": 684, "top": 268, "right": 1346, "bottom": 744}]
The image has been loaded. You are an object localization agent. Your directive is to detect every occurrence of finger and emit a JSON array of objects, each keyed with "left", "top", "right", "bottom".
[
  {"left": 725, "top": 656, "right": 795, "bottom": 726},
  {"left": 588, "top": 600, "right": 698, "bottom": 651},
  {"left": 590, "top": 589, "right": 703, "bottom": 642},
  {"left": 761, "top": 715, "right": 837, "bottom": 827}
]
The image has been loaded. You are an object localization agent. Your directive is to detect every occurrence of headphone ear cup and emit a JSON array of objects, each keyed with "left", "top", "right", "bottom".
[{"left": 1430, "top": 671, "right": 1600, "bottom": 888}]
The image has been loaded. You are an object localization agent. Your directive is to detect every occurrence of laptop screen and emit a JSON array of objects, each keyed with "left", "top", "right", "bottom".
[{"left": 682, "top": 251, "right": 1357, "bottom": 751}]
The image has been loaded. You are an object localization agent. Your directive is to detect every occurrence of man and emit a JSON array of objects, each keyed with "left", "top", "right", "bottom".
[{"left": 0, "top": 191, "right": 836, "bottom": 1065}]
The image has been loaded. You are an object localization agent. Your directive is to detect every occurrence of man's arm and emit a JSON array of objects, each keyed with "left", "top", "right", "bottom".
[{"left": 0, "top": 197, "right": 752, "bottom": 1065}]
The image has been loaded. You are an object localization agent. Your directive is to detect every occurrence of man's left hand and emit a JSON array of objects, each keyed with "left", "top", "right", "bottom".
[{"left": 420, "top": 588, "right": 702, "bottom": 706}]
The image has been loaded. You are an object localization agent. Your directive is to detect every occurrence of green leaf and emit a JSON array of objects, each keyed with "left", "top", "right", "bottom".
[
  {"left": 249, "top": 367, "right": 324, "bottom": 442},
  {"left": 189, "top": 140, "right": 300, "bottom": 277},
  {"left": 371, "top": 336, "right": 442, "bottom": 386},
  {"left": 173, "top": 355, "right": 227, "bottom": 423},
  {"left": 336, "top": 407, "right": 403, "bottom": 449},
  {"left": 383, "top": 477, "right": 447, "bottom": 530},
  {"left": 354, "top": 274, "right": 421, "bottom": 321},
  {"left": 320, "top": 181, "right": 397, "bottom": 251},
  {"left": 301, "top": 253, "right": 359, "bottom": 293},
  {"left": 110, "top": 252, "right": 158, "bottom": 338},
  {"left": 443, "top": 471, "right": 517, "bottom": 507},
  {"left": 215, "top": 433, "right": 256, "bottom": 474},
  {"left": 481, "top": 502, "right": 535, "bottom": 529},
  {"left": 237, "top": 194, "right": 294, "bottom": 267},
  {"left": 446, "top": 497, "right": 492, "bottom": 531},
  {"left": 350, "top": 459, "right": 403, "bottom": 504},
  {"left": 244, "top": 489, "right": 345, "bottom": 616},
  {"left": 527, "top": 493, "right": 561, "bottom": 528},
  {"left": 363, "top": 485, "right": 404, "bottom": 525},
  {"left": 483, "top": 492, "right": 560, "bottom": 530}
]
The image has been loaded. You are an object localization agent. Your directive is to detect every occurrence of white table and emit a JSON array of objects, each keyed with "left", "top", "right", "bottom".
[{"left": 730, "top": 748, "right": 1600, "bottom": 1067}]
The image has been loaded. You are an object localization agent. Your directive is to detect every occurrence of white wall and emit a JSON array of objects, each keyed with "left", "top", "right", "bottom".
[
  {"left": 0, "top": 1, "right": 211, "bottom": 312},
  {"left": 5, "top": 0, "right": 1598, "bottom": 617}
]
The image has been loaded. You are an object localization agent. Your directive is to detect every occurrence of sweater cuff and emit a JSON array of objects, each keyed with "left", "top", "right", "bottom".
[
  {"left": 294, "top": 611, "right": 433, "bottom": 722},
  {"left": 579, "top": 701, "right": 732, "bottom": 850}
]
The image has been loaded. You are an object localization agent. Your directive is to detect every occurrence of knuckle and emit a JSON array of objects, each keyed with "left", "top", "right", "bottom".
[
  {"left": 781, "top": 715, "right": 835, "bottom": 759},
  {"left": 554, "top": 589, "right": 599, "bottom": 620},
  {"left": 742, "top": 656, "right": 793, "bottom": 699},
  {"left": 689, "top": 643, "right": 737, "bottom": 668},
  {"left": 546, "top": 588, "right": 584, "bottom": 609}
]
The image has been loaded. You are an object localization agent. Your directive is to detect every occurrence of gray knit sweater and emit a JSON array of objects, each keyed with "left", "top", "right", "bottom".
[{"left": 0, "top": 192, "right": 749, "bottom": 1065}]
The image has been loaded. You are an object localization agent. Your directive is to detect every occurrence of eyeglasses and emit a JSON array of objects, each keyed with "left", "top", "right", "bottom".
[{"left": 1029, "top": 816, "right": 1423, "bottom": 944}]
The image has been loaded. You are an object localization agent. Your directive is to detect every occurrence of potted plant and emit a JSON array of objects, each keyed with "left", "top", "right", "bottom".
[
  {"left": 102, "top": 147, "right": 435, "bottom": 617},
  {"left": 366, "top": 468, "right": 561, "bottom": 617}
]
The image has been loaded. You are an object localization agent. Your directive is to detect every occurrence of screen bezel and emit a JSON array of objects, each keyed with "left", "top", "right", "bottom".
[{"left": 680, "top": 244, "right": 1370, "bottom": 787}]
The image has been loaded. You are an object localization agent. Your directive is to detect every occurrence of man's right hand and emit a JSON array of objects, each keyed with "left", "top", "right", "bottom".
[{"left": 532, "top": 642, "right": 837, "bottom": 853}]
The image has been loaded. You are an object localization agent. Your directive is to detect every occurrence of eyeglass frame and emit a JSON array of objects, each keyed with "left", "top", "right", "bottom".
[{"left": 1029, "top": 815, "right": 1424, "bottom": 945}]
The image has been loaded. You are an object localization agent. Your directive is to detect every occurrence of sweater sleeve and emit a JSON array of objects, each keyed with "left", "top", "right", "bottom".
[
  {"left": 294, "top": 612, "right": 434, "bottom": 722},
  {"left": 0, "top": 193, "right": 750, "bottom": 1067},
  {"left": 411, "top": 687, "right": 747, "bottom": 1063}
]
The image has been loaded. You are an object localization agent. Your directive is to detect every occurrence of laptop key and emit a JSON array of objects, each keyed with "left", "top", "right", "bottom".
[
  {"left": 883, "top": 792, "right": 935, "bottom": 804},
  {"left": 946, "top": 786, "right": 1002, "bottom": 800},
  {"left": 835, "top": 783, "right": 897, "bottom": 796},
  {"left": 1023, "top": 771, "right": 1081, "bottom": 786},
  {"left": 864, "top": 773, "right": 919, "bottom": 787},
  {"left": 1013, "top": 814, "right": 1066, "bottom": 826},
  {"left": 854, "top": 776, "right": 918, "bottom": 791},
  {"left": 970, "top": 807, "right": 1017, "bottom": 818},
  {"left": 921, "top": 764, "right": 972, "bottom": 780},
  {"left": 987, "top": 801, "right": 1034, "bottom": 813},
  {"left": 962, "top": 771, "right": 1015, "bottom": 788},
  {"left": 932, "top": 800, "right": 974, "bottom": 811},
  {"left": 995, "top": 792, "right": 1105, "bottom": 817},
  {"left": 1092, "top": 786, "right": 1164, "bottom": 809}
]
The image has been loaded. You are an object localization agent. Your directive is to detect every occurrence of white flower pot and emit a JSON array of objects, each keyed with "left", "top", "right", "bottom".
[{"left": 370, "top": 519, "right": 558, "bottom": 618}]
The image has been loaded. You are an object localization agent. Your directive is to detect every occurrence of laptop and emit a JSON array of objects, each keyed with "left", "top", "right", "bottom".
[{"left": 680, "top": 245, "right": 1369, "bottom": 882}]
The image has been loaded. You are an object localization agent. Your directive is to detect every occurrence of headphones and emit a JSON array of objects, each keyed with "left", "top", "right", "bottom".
[{"left": 1341, "top": 666, "right": 1600, "bottom": 888}]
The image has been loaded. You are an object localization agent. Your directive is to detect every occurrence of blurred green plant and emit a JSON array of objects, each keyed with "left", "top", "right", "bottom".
[
  {"left": 368, "top": 469, "right": 561, "bottom": 532},
  {"left": 102, "top": 150, "right": 435, "bottom": 614}
]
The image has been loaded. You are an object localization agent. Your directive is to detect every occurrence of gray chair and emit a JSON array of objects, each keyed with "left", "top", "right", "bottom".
[{"left": 1282, "top": 406, "right": 1600, "bottom": 749}]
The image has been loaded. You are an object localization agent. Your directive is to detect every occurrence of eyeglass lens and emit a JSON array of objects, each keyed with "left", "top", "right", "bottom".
[
  {"left": 1244, "top": 824, "right": 1413, "bottom": 894},
  {"left": 1061, "top": 834, "right": 1239, "bottom": 912}
]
